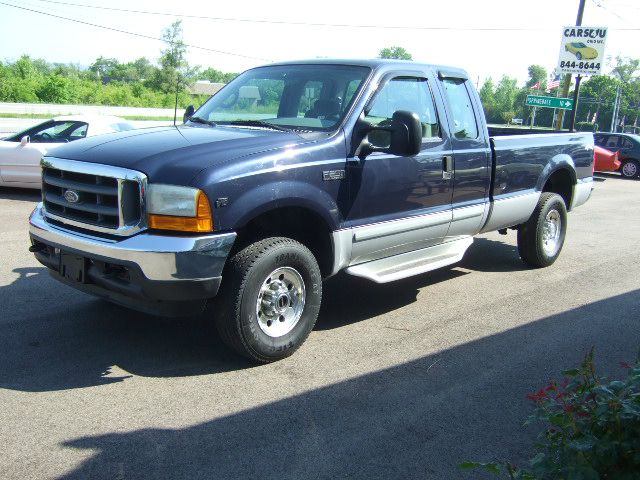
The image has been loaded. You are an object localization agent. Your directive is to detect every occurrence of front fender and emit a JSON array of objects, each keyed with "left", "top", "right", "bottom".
[{"left": 221, "top": 180, "right": 342, "bottom": 231}]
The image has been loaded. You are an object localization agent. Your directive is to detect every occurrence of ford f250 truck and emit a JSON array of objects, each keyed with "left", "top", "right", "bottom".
[{"left": 29, "top": 60, "right": 594, "bottom": 362}]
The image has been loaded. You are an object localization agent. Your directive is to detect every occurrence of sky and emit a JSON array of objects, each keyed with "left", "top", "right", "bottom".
[{"left": 0, "top": 0, "right": 639, "bottom": 86}]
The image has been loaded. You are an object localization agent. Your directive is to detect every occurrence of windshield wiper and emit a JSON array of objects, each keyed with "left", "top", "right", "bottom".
[
  {"left": 220, "top": 120, "right": 292, "bottom": 132},
  {"left": 188, "top": 116, "right": 217, "bottom": 127}
]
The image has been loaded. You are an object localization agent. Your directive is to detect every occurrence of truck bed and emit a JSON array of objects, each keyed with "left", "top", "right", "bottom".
[{"left": 489, "top": 130, "right": 594, "bottom": 200}]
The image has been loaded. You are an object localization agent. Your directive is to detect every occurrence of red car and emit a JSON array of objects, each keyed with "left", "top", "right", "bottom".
[{"left": 594, "top": 145, "right": 621, "bottom": 172}]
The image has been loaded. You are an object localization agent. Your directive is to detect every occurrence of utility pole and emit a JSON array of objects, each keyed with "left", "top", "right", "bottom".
[
  {"left": 610, "top": 85, "right": 621, "bottom": 132},
  {"left": 555, "top": 0, "right": 586, "bottom": 131}
]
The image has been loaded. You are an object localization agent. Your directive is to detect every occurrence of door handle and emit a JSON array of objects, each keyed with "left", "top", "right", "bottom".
[{"left": 442, "top": 155, "right": 453, "bottom": 180}]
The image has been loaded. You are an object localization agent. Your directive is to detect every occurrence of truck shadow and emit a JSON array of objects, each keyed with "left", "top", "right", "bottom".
[
  {"left": 459, "top": 236, "right": 525, "bottom": 273},
  {"left": 0, "top": 267, "right": 253, "bottom": 392},
  {"left": 0, "top": 235, "right": 528, "bottom": 392},
  {"left": 318, "top": 236, "right": 524, "bottom": 331},
  {"left": 53, "top": 291, "right": 640, "bottom": 479}
]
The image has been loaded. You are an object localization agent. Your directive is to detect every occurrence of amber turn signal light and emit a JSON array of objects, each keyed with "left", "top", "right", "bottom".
[{"left": 148, "top": 192, "right": 213, "bottom": 233}]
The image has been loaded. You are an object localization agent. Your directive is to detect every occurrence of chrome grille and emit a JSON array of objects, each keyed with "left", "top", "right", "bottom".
[{"left": 41, "top": 158, "right": 147, "bottom": 236}]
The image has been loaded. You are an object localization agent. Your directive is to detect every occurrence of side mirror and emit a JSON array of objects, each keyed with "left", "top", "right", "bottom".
[
  {"left": 388, "top": 111, "right": 422, "bottom": 157},
  {"left": 356, "top": 110, "right": 422, "bottom": 160},
  {"left": 20, "top": 135, "right": 30, "bottom": 146},
  {"left": 183, "top": 105, "right": 195, "bottom": 123}
]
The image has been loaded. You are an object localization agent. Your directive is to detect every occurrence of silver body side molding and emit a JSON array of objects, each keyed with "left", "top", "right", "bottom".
[
  {"left": 570, "top": 177, "right": 593, "bottom": 210},
  {"left": 345, "top": 236, "right": 473, "bottom": 283},
  {"left": 480, "top": 191, "right": 540, "bottom": 233},
  {"left": 446, "top": 203, "right": 487, "bottom": 239}
]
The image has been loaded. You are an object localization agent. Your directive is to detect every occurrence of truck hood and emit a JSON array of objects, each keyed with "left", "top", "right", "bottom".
[{"left": 46, "top": 125, "right": 306, "bottom": 185}]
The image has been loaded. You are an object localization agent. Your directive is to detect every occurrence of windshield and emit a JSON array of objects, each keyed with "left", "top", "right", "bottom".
[{"left": 191, "top": 64, "right": 370, "bottom": 131}]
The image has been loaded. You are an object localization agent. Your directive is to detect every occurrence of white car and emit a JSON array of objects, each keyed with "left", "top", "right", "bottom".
[{"left": 0, "top": 115, "right": 135, "bottom": 189}]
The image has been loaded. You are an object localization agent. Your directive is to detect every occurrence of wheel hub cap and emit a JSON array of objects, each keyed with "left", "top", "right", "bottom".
[
  {"left": 542, "top": 209, "right": 562, "bottom": 256},
  {"left": 622, "top": 162, "right": 637, "bottom": 177},
  {"left": 256, "top": 267, "right": 306, "bottom": 338}
]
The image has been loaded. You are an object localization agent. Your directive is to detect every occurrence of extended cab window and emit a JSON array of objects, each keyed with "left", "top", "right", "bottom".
[
  {"left": 441, "top": 79, "right": 479, "bottom": 140},
  {"left": 366, "top": 77, "right": 440, "bottom": 140}
]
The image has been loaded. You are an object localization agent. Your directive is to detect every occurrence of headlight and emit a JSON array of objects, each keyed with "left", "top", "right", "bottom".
[{"left": 147, "top": 184, "right": 213, "bottom": 233}]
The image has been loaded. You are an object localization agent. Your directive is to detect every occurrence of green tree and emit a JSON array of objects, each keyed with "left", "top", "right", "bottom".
[
  {"left": 525, "top": 64, "right": 547, "bottom": 89},
  {"left": 148, "top": 20, "right": 192, "bottom": 94},
  {"left": 610, "top": 56, "right": 639, "bottom": 83},
  {"left": 479, "top": 77, "right": 497, "bottom": 122},
  {"left": 493, "top": 75, "right": 519, "bottom": 123},
  {"left": 89, "top": 57, "right": 120, "bottom": 81},
  {"left": 36, "top": 74, "right": 73, "bottom": 103},
  {"left": 201, "top": 67, "right": 238, "bottom": 84},
  {"left": 378, "top": 46, "right": 412, "bottom": 60}
]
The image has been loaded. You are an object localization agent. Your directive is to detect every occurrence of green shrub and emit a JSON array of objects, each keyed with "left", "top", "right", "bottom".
[
  {"left": 576, "top": 122, "right": 598, "bottom": 132},
  {"left": 461, "top": 349, "right": 640, "bottom": 479}
]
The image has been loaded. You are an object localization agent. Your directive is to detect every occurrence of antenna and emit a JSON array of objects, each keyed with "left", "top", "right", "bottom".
[{"left": 173, "top": 75, "right": 179, "bottom": 127}]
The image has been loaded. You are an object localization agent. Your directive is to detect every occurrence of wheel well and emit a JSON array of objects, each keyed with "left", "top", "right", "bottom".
[
  {"left": 543, "top": 169, "right": 573, "bottom": 209},
  {"left": 232, "top": 207, "right": 334, "bottom": 277}
]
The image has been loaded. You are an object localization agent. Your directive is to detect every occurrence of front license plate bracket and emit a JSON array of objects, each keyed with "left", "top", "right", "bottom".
[{"left": 60, "top": 253, "right": 88, "bottom": 283}]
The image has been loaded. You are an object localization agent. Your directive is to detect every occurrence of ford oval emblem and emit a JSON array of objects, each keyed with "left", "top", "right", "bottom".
[{"left": 63, "top": 190, "right": 80, "bottom": 203}]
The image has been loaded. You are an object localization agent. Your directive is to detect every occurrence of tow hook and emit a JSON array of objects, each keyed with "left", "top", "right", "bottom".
[{"left": 28, "top": 243, "right": 46, "bottom": 253}]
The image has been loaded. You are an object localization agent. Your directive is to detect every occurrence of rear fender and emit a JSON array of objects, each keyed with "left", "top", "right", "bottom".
[{"left": 536, "top": 154, "right": 577, "bottom": 191}]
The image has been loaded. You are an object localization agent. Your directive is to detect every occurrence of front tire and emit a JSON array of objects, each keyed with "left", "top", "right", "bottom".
[
  {"left": 576, "top": 52, "right": 582, "bottom": 60},
  {"left": 215, "top": 237, "right": 322, "bottom": 363},
  {"left": 517, "top": 193, "right": 568, "bottom": 268},
  {"left": 620, "top": 159, "right": 639, "bottom": 178}
]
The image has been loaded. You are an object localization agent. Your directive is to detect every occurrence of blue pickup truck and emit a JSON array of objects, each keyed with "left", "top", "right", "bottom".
[{"left": 29, "top": 59, "right": 594, "bottom": 362}]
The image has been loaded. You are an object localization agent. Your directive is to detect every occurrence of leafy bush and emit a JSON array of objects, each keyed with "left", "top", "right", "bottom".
[
  {"left": 0, "top": 55, "right": 233, "bottom": 108},
  {"left": 461, "top": 350, "right": 640, "bottom": 479},
  {"left": 576, "top": 122, "right": 598, "bottom": 132}
]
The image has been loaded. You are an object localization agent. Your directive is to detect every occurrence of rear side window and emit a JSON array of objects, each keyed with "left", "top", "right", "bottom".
[
  {"left": 621, "top": 137, "right": 634, "bottom": 148},
  {"left": 441, "top": 79, "right": 479, "bottom": 140},
  {"left": 604, "top": 136, "right": 619, "bottom": 149}
]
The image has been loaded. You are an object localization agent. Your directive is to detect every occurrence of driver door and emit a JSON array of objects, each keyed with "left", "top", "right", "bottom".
[{"left": 346, "top": 74, "right": 454, "bottom": 265}]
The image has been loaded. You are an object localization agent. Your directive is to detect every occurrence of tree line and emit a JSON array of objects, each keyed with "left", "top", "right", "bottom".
[
  {"left": 0, "top": 27, "right": 638, "bottom": 132},
  {"left": 0, "top": 21, "right": 238, "bottom": 109},
  {"left": 479, "top": 58, "right": 640, "bottom": 131}
]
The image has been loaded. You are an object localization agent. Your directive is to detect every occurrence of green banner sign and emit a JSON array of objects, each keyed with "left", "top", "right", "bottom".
[{"left": 526, "top": 95, "right": 574, "bottom": 110}]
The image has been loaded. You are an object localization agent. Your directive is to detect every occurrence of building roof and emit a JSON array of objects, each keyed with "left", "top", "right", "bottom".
[{"left": 188, "top": 81, "right": 225, "bottom": 96}]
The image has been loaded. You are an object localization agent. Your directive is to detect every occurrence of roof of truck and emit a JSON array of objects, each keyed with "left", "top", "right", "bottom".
[{"left": 262, "top": 59, "right": 470, "bottom": 79}]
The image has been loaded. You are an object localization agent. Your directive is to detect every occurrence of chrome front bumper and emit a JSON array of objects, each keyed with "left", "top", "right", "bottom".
[{"left": 29, "top": 203, "right": 236, "bottom": 282}]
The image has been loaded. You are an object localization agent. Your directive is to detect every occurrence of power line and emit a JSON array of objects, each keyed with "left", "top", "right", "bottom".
[
  {"left": 29, "top": 0, "right": 640, "bottom": 31},
  {"left": 590, "top": 0, "right": 627, "bottom": 23},
  {"left": 0, "top": 1, "right": 271, "bottom": 61}
]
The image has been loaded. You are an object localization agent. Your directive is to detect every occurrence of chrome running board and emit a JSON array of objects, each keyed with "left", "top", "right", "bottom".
[{"left": 345, "top": 237, "right": 473, "bottom": 283}]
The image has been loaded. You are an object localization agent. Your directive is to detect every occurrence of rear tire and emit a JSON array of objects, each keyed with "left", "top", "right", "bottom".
[
  {"left": 214, "top": 237, "right": 322, "bottom": 363},
  {"left": 620, "top": 159, "right": 639, "bottom": 179},
  {"left": 517, "top": 193, "right": 567, "bottom": 268}
]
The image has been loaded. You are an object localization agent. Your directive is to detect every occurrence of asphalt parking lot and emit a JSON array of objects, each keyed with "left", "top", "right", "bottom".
[{"left": 1, "top": 175, "right": 639, "bottom": 479}]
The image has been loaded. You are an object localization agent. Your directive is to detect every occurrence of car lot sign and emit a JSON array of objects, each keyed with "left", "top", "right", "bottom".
[
  {"left": 526, "top": 95, "right": 574, "bottom": 110},
  {"left": 557, "top": 26, "right": 608, "bottom": 76}
]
